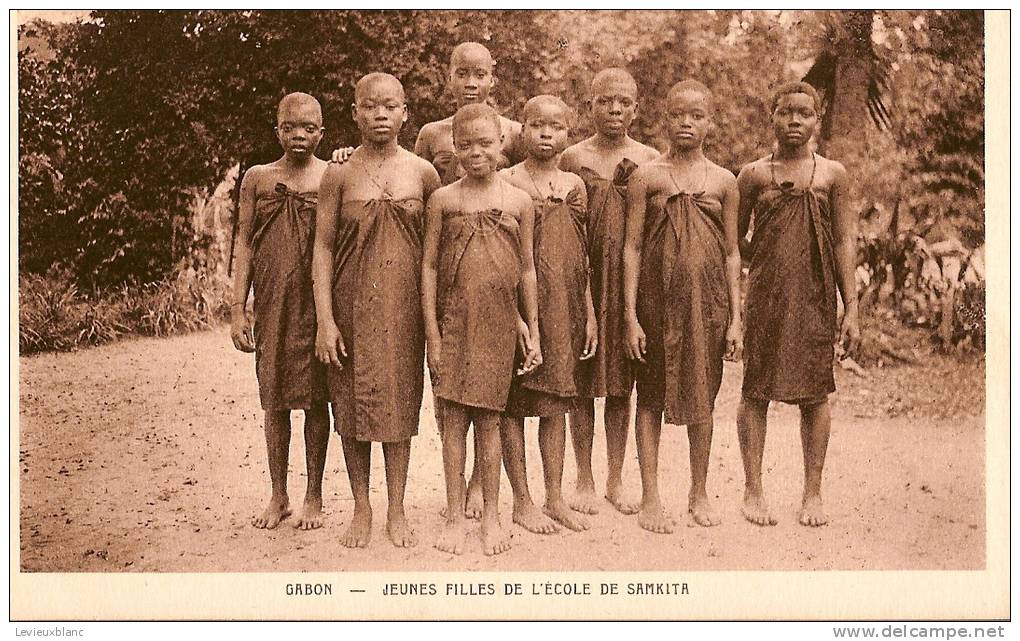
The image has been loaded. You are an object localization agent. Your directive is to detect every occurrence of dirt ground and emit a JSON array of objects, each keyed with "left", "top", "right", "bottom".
[{"left": 18, "top": 326, "right": 986, "bottom": 572}]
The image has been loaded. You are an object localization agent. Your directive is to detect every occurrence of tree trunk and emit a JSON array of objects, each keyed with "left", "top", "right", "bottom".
[{"left": 819, "top": 9, "right": 873, "bottom": 203}]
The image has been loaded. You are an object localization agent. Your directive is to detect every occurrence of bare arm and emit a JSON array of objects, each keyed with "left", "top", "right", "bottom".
[
  {"left": 720, "top": 172, "right": 743, "bottom": 360},
  {"left": 421, "top": 191, "right": 444, "bottom": 376},
  {"left": 736, "top": 163, "right": 758, "bottom": 242},
  {"left": 413, "top": 124, "right": 432, "bottom": 161},
  {"left": 623, "top": 168, "right": 649, "bottom": 361},
  {"left": 229, "top": 167, "right": 258, "bottom": 352},
  {"left": 312, "top": 164, "right": 346, "bottom": 367},
  {"left": 830, "top": 162, "right": 860, "bottom": 352},
  {"left": 518, "top": 197, "right": 540, "bottom": 339},
  {"left": 421, "top": 161, "right": 442, "bottom": 201}
]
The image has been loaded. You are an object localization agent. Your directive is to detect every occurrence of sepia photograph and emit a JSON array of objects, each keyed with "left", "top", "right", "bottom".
[{"left": 12, "top": 8, "right": 1007, "bottom": 621}]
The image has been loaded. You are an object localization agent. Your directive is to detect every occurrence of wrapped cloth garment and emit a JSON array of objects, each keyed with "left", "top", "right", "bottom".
[
  {"left": 434, "top": 185, "right": 521, "bottom": 411},
  {"left": 329, "top": 197, "right": 426, "bottom": 442},
  {"left": 506, "top": 187, "right": 588, "bottom": 418},
  {"left": 251, "top": 182, "right": 328, "bottom": 411},
  {"left": 635, "top": 187, "right": 729, "bottom": 426},
  {"left": 742, "top": 154, "right": 837, "bottom": 403},
  {"left": 575, "top": 159, "right": 638, "bottom": 399}
]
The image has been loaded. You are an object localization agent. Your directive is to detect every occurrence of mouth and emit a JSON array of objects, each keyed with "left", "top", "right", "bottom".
[{"left": 462, "top": 93, "right": 479, "bottom": 101}]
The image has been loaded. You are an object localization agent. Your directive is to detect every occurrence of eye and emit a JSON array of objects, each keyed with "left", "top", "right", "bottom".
[{"left": 304, "top": 125, "right": 318, "bottom": 134}]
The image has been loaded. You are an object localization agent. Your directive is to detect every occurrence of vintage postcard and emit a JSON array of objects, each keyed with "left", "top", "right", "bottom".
[{"left": 11, "top": 8, "right": 1009, "bottom": 621}]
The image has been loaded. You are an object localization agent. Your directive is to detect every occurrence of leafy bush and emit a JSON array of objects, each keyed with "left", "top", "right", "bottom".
[{"left": 19, "top": 266, "right": 232, "bottom": 355}]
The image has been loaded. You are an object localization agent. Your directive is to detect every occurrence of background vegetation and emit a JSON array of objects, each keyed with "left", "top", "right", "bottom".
[{"left": 18, "top": 10, "right": 985, "bottom": 356}]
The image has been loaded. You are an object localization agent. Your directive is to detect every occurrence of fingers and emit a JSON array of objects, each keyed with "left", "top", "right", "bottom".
[
  {"left": 336, "top": 336, "right": 348, "bottom": 359},
  {"left": 580, "top": 335, "right": 597, "bottom": 361}
]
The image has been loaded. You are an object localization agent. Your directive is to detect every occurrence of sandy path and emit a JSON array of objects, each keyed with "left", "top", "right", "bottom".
[{"left": 18, "top": 327, "right": 985, "bottom": 572}]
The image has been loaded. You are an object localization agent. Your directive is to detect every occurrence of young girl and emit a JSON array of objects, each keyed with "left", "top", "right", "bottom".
[
  {"left": 560, "top": 68, "right": 660, "bottom": 516},
  {"left": 500, "top": 95, "right": 595, "bottom": 534},
  {"left": 421, "top": 103, "right": 540, "bottom": 555},
  {"left": 736, "top": 81, "right": 859, "bottom": 527},
  {"left": 230, "top": 93, "right": 330, "bottom": 532},
  {"left": 312, "top": 73, "right": 441, "bottom": 549},
  {"left": 624, "top": 80, "right": 742, "bottom": 534}
]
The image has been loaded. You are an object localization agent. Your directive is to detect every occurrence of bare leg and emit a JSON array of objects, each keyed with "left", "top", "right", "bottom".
[
  {"left": 464, "top": 428, "right": 484, "bottom": 519},
  {"left": 604, "top": 395, "right": 638, "bottom": 514},
  {"left": 568, "top": 400, "right": 599, "bottom": 514},
  {"left": 635, "top": 406, "right": 673, "bottom": 533},
  {"left": 435, "top": 400, "right": 469, "bottom": 554},
  {"left": 252, "top": 410, "right": 292, "bottom": 529},
  {"left": 339, "top": 436, "right": 372, "bottom": 547},
  {"left": 541, "top": 414, "right": 589, "bottom": 531},
  {"left": 686, "top": 418, "right": 720, "bottom": 526},
  {"left": 476, "top": 410, "right": 511, "bottom": 555},
  {"left": 501, "top": 415, "right": 559, "bottom": 534},
  {"left": 738, "top": 397, "right": 777, "bottom": 526},
  {"left": 294, "top": 405, "right": 329, "bottom": 530},
  {"left": 383, "top": 440, "right": 417, "bottom": 547},
  {"left": 798, "top": 399, "right": 831, "bottom": 527}
]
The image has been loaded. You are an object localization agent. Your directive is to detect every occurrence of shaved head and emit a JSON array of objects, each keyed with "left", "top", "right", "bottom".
[
  {"left": 591, "top": 67, "right": 637, "bottom": 96},
  {"left": 667, "top": 79, "right": 714, "bottom": 111},
  {"left": 523, "top": 94, "right": 572, "bottom": 125},
  {"left": 277, "top": 92, "right": 322, "bottom": 124},
  {"left": 450, "top": 41, "right": 494, "bottom": 70},
  {"left": 770, "top": 81, "right": 821, "bottom": 113},
  {"left": 355, "top": 72, "right": 405, "bottom": 103},
  {"left": 452, "top": 103, "right": 501, "bottom": 140}
]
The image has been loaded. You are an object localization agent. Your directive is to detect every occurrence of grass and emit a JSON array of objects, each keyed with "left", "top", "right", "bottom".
[{"left": 19, "top": 267, "right": 233, "bottom": 355}]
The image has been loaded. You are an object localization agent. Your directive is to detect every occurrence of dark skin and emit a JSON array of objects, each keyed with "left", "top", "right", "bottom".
[
  {"left": 231, "top": 98, "right": 330, "bottom": 531},
  {"left": 735, "top": 91, "right": 860, "bottom": 527},
  {"left": 559, "top": 76, "right": 660, "bottom": 517},
  {"left": 421, "top": 115, "right": 539, "bottom": 556},
  {"left": 312, "top": 77, "right": 441, "bottom": 548},
  {"left": 499, "top": 100, "right": 596, "bottom": 535},
  {"left": 623, "top": 88, "right": 742, "bottom": 533}
]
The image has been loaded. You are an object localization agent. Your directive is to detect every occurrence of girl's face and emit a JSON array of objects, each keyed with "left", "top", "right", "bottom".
[
  {"left": 449, "top": 50, "right": 495, "bottom": 106},
  {"left": 590, "top": 81, "right": 638, "bottom": 138},
  {"left": 453, "top": 116, "right": 503, "bottom": 178},
  {"left": 772, "top": 93, "right": 818, "bottom": 148},
  {"left": 276, "top": 102, "right": 324, "bottom": 158},
  {"left": 352, "top": 82, "right": 407, "bottom": 145},
  {"left": 664, "top": 89, "right": 712, "bottom": 151},
  {"left": 523, "top": 102, "right": 570, "bottom": 161}
]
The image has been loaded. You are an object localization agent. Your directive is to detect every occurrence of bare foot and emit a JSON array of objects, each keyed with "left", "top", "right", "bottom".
[
  {"left": 741, "top": 490, "right": 778, "bottom": 526},
  {"left": 481, "top": 516, "right": 511, "bottom": 556},
  {"left": 569, "top": 484, "right": 600, "bottom": 515},
  {"left": 434, "top": 518, "right": 467, "bottom": 555},
  {"left": 252, "top": 497, "right": 291, "bottom": 529},
  {"left": 606, "top": 483, "right": 640, "bottom": 515},
  {"left": 687, "top": 494, "right": 721, "bottom": 527},
  {"left": 799, "top": 494, "right": 829, "bottom": 527},
  {"left": 544, "top": 500, "right": 590, "bottom": 532},
  {"left": 293, "top": 496, "right": 323, "bottom": 530},
  {"left": 638, "top": 501, "right": 674, "bottom": 534},
  {"left": 512, "top": 501, "right": 560, "bottom": 534},
  {"left": 386, "top": 511, "right": 418, "bottom": 548},
  {"left": 464, "top": 481, "right": 483, "bottom": 520},
  {"left": 340, "top": 505, "right": 372, "bottom": 548}
]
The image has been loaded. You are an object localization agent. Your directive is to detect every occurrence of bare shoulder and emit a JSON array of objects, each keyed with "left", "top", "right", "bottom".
[
  {"left": 562, "top": 168, "right": 587, "bottom": 192},
  {"left": 737, "top": 156, "right": 770, "bottom": 187},
  {"left": 504, "top": 181, "right": 534, "bottom": 211},
  {"left": 631, "top": 160, "right": 661, "bottom": 184},
  {"left": 630, "top": 139, "right": 661, "bottom": 164},
  {"left": 427, "top": 183, "right": 456, "bottom": 209},
  {"left": 500, "top": 164, "right": 528, "bottom": 191},
  {"left": 817, "top": 154, "right": 848, "bottom": 180},
  {"left": 707, "top": 159, "right": 737, "bottom": 185}
]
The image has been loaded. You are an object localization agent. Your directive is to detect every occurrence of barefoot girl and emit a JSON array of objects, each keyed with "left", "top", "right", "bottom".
[
  {"left": 736, "top": 81, "right": 859, "bottom": 527},
  {"left": 560, "top": 68, "right": 660, "bottom": 516},
  {"left": 500, "top": 95, "right": 595, "bottom": 535},
  {"left": 312, "top": 74, "right": 441, "bottom": 549},
  {"left": 624, "top": 80, "right": 743, "bottom": 534},
  {"left": 422, "top": 103, "right": 540, "bottom": 555},
  {"left": 231, "top": 93, "right": 330, "bottom": 531}
]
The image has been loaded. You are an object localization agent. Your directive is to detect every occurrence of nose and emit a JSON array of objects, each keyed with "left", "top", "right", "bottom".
[{"left": 609, "top": 100, "right": 623, "bottom": 114}]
